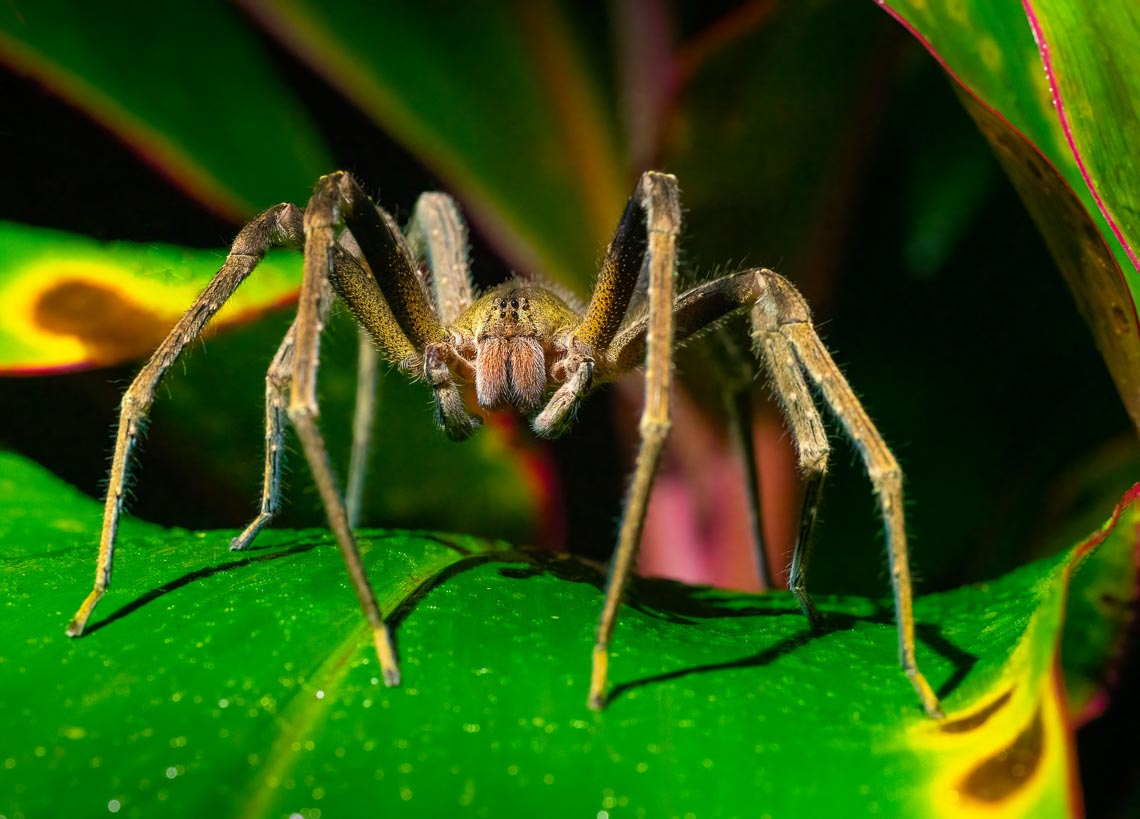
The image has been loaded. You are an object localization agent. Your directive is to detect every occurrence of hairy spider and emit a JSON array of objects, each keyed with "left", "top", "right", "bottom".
[{"left": 67, "top": 171, "right": 942, "bottom": 718}]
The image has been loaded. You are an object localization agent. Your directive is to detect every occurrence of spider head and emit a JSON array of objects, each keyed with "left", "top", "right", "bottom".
[{"left": 473, "top": 290, "right": 547, "bottom": 412}]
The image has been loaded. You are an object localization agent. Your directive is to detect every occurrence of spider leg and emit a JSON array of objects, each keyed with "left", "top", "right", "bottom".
[
  {"left": 406, "top": 192, "right": 474, "bottom": 324},
  {"left": 230, "top": 313, "right": 299, "bottom": 552},
  {"left": 706, "top": 324, "right": 773, "bottom": 589},
  {"left": 753, "top": 322, "right": 828, "bottom": 627},
  {"left": 775, "top": 312, "right": 943, "bottom": 718},
  {"left": 67, "top": 203, "right": 305, "bottom": 638},
  {"left": 587, "top": 171, "right": 680, "bottom": 710},
  {"left": 227, "top": 248, "right": 380, "bottom": 551},
  {"left": 533, "top": 180, "right": 650, "bottom": 439},
  {"left": 603, "top": 268, "right": 941, "bottom": 718},
  {"left": 346, "top": 326, "right": 379, "bottom": 529},
  {"left": 726, "top": 386, "right": 772, "bottom": 590},
  {"left": 287, "top": 174, "right": 427, "bottom": 686}
]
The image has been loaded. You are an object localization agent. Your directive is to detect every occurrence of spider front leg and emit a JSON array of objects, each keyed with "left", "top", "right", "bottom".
[
  {"left": 281, "top": 172, "right": 444, "bottom": 686},
  {"left": 559, "top": 171, "right": 680, "bottom": 711},
  {"left": 283, "top": 172, "right": 479, "bottom": 685},
  {"left": 67, "top": 203, "right": 305, "bottom": 638}
]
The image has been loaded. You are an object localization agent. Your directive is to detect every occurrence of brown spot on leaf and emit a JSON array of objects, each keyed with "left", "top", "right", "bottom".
[
  {"left": 958, "top": 704, "right": 1044, "bottom": 802},
  {"left": 33, "top": 279, "right": 174, "bottom": 366},
  {"left": 939, "top": 688, "right": 1013, "bottom": 734}
]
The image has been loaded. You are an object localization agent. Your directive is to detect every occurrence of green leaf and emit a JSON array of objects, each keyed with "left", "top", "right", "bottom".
[
  {"left": 0, "top": 0, "right": 333, "bottom": 219},
  {"left": 876, "top": 1, "right": 1140, "bottom": 432},
  {"left": 0, "top": 221, "right": 301, "bottom": 373},
  {"left": 1023, "top": 2, "right": 1140, "bottom": 277},
  {"left": 3, "top": 451, "right": 1136, "bottom": 817}
]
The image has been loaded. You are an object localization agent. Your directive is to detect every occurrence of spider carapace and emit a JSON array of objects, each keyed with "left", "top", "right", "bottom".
[{"left": 67, "top": 170, "right": 943, "bottom": 719}]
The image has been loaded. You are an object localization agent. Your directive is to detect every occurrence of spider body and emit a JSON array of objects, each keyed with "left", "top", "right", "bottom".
[
  {"left": 67, "top": 170, "right": 943, "bottom": 719},
  {"left": 448, "top": 283, "right": 580, "bottom": 414}
]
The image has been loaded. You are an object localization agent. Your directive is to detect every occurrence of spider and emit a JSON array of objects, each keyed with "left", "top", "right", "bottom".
[{"left": 67, "top": 170, "right": 942, "bottom": 718}]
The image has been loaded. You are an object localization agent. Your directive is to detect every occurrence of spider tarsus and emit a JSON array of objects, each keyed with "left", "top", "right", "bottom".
[
  {"left": 587, "top": 644, "right": 610, "bottom": 711},
  {"left": 440, "top": 409, "right": 482, "bottom": 442},
  {"left": 229, "top": 515, "right": 270, "bottom": 552},
  {"left": 792, "top": 589, "right": 825, "bottom": 631},
  {"left": 66, "top": 589, "right": 103, "bottom": 638},
  {"left": 372, "top": 625, "right": 401, "bottom": 687},
  {"left": 532, "top": 359, "right": 593, "bottom": 439},
  {"left": 907, "top": 669, "right": 944, "bottom": 719}
]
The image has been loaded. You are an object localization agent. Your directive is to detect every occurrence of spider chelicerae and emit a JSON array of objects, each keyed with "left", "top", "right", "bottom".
[{"left": 67, "top": 170, "right": 942, "bottom": 718}]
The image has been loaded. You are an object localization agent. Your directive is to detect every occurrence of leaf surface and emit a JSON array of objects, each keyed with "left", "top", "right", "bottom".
[{"left": 2, "top": 451, "right": 1136, "bottom": 817}]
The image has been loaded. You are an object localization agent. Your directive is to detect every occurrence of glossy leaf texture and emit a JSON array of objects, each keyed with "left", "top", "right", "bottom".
[
  {"left": 0, "top": 222, "right": 301, "bottom": 374},
  {"left": 2, "top": 450, "right": 1137, "bottom": 817},
  {"left": 876, "top": 0, "right": 1140, "bottom": 431}
]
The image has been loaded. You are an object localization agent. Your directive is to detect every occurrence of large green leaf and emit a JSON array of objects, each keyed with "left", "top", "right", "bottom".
[
  {"left": 1023, "top": 1, "right": 1140, "bottom": 277},
  {"left": 3, "top": 451, "right": 1136, "bottom": 817},
  {"left": 876, "top": 1, "right": 1140, "bottom": 432}
]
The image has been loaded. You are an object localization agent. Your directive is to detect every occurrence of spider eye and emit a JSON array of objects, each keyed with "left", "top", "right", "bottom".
[
  {"left": 510, "top": 299, "right": 519, "bottom": 309},
  {"left": 500, "top": 310, "right": 506, "bottom": 318}
]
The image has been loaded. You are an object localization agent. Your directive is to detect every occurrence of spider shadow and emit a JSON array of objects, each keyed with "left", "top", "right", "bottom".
[
  {"left": 83, "top": 535, "right": 325, "bottom": 636},
  {"left": 85, "top": 538, "right": 976, "bottom": 708},
  {"left": 387, "top": 550, "right": 976, "bottom": 707},
  {"left": 83, "top": 528, "right": 484, "bottom": 638},
  {"left": 605, "top": 602, "right": 975, "bottom": 708}
]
